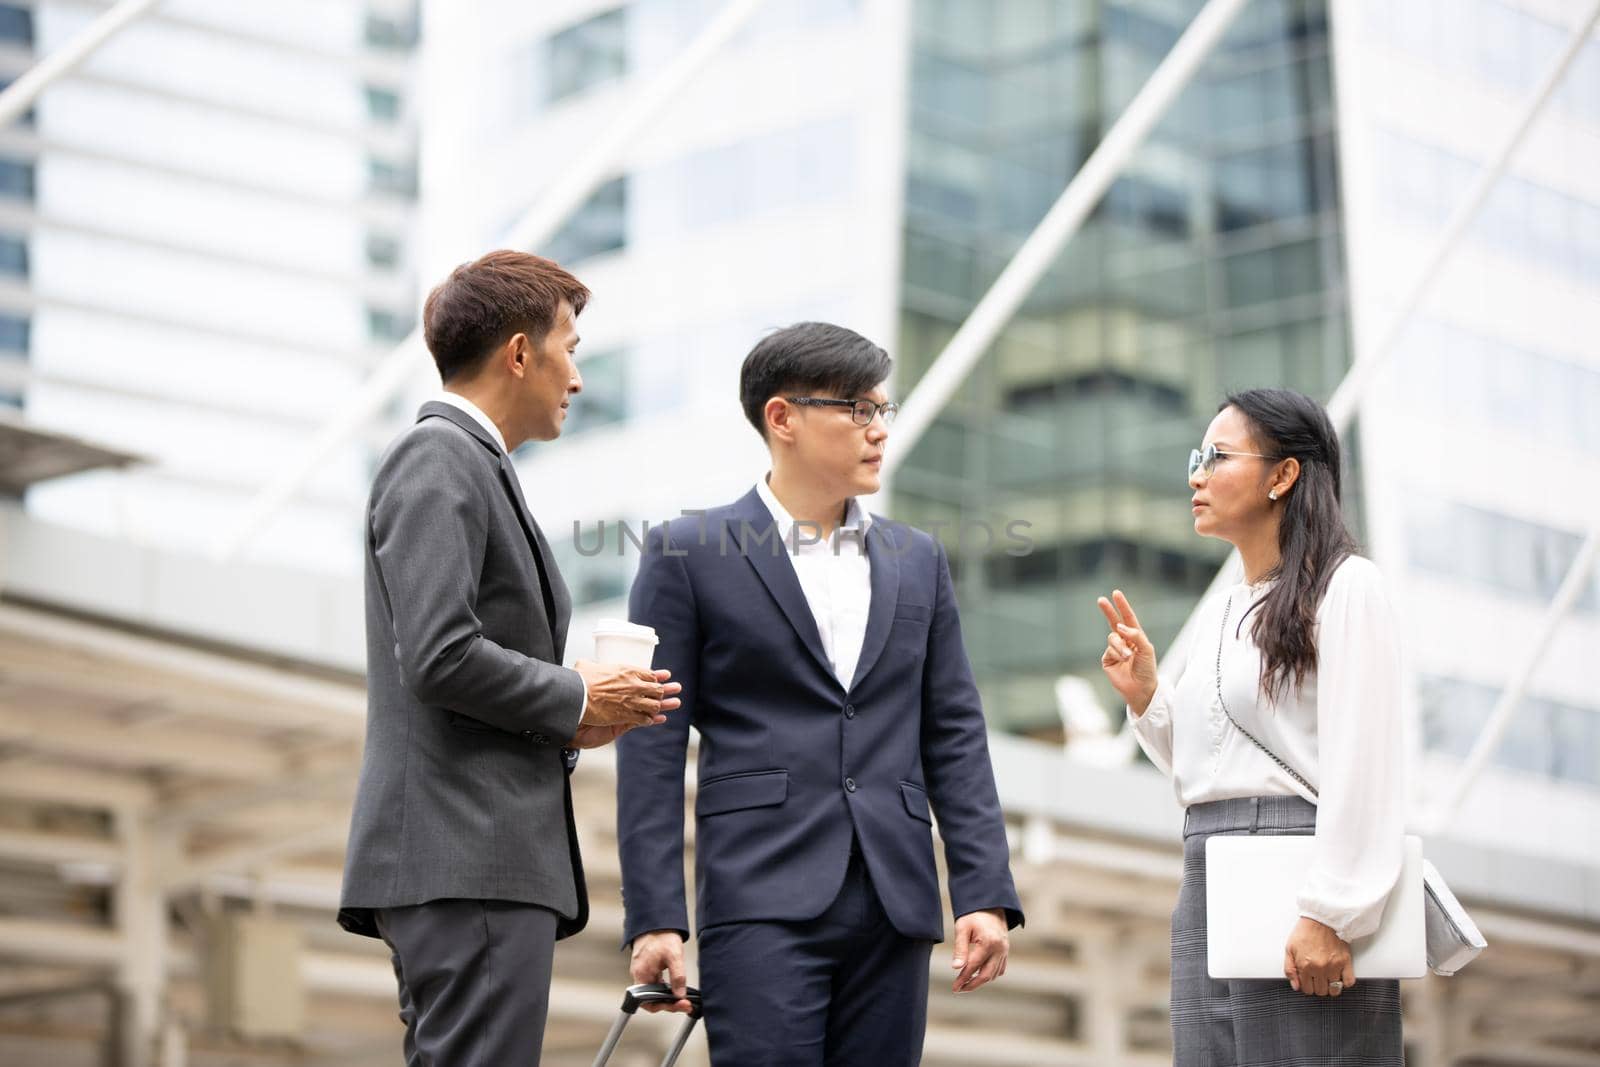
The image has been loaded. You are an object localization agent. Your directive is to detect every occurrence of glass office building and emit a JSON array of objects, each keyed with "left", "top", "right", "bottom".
[{"left": 894, "top": 0, "right": 1351, "bottom": 733}]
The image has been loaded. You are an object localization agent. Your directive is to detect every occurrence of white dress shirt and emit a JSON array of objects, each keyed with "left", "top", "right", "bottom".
[
  {"left": 755, "top": 476, "right": 874, "bottom": 690},
  {"left": 437, "top": 390, "right": 507, "bottom": 452},
  {"left": 1127, "top": 555, "right": 1407, "bottom": 942},
  {"left": 436, "top": 391, "right": 589, "bottom": 725}
]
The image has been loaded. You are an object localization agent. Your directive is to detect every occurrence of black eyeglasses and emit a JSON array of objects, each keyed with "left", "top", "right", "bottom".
[{"left": 786, "top": 397, "right": 899, "bottom": 427}]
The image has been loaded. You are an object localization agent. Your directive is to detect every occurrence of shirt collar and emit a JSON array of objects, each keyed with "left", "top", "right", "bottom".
[
  {"left": 755, "top": 474, "right": 873, "bottom": 546},
  {"left": 437, "top": 391, "right": 507, "bottom": 453}
]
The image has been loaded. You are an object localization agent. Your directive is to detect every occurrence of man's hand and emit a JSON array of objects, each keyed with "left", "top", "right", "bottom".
[
  {"left": 629, "top": 930, "right": 694, "bottom": 1013},
  {"left": 567, "top": 723, "right": 637, "bottom": 749},
  {"left": 950, "top": 908, "right": 1009, "bottom": 993},
  {"left": 574, "top": 663, "right": 680, "bottom": 730}
]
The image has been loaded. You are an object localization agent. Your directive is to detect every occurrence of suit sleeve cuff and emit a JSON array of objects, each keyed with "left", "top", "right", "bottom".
[
  {"left": 621, "top": 922, "right": 691, "bottom": 952},
  {"left": 957, "top": 904, "right": 1026, "bottom": 930}
]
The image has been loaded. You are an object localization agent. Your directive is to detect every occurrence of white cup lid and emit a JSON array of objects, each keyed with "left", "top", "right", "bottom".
[{"left": 593, "top": 617, "right": 658, "bottom": 643}]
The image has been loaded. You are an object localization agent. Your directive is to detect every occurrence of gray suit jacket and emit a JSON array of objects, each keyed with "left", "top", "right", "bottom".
[{"left": 338, "top": 401, "right": 589, "bottom": 940}]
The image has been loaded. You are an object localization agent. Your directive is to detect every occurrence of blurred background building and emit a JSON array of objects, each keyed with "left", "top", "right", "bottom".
[
  {"left": 16, "top": 0, "right": 422, "bottom": 574},
  {"left": 0, "top": 0, "right": 1596, "bottom": 1065}
]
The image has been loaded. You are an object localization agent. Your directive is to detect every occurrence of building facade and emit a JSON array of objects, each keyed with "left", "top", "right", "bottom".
[
  {"left": 895, "top": 0, "right": 1351, "bottom": 733},
  {"left": 11, "top": 0, "right": 422, "bottom": 574},
  {"left": 1331, "top": 0, "right": 1600, "bottom": 867}
]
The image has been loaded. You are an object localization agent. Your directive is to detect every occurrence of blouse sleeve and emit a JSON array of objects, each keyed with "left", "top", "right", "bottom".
[
  {"left": 1296, "top": 557, "right": 1408, "bottom": 942},
  {"left": 1127, "top": 678, "right": 1177, "bottom": 776}
]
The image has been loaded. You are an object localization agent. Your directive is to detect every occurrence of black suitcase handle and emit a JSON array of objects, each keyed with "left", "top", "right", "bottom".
[
  {"left": 592, "top": 984, "right": 705, "bottom": 1067},
  {"left": 622, "top": 982, "right": 704, "bottom": 1020}
]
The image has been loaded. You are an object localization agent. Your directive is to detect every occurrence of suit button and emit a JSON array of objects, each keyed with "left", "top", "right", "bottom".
[
  {"left": 844, "top": 777, "right": 857, "bottom": 793},
  {"left": 843, "top": 704, "right": 856, "bottom": 719}
]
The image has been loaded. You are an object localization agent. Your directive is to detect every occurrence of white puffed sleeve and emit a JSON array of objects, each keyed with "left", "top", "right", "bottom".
[
  {"left": 1296, "top": 557, "right": 1407, "bottom": 942},
  {"left": 1128, "top": 678, "right": 1177, "bottom": 776}
]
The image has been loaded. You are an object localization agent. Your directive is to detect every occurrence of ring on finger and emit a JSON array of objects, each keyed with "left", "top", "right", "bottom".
[{"left": 1329, "top": 980, "right": 1343, "bottom": 994}]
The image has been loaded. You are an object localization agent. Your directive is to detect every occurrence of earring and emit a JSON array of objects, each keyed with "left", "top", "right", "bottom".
[{"left": 1269, "top": 490, "right": 1279, "bottom": 500}]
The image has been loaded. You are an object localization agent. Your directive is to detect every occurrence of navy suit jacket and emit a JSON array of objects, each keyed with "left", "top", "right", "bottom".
[{"left": 616, "top": 488, "right": 1023, "bottom": 947}]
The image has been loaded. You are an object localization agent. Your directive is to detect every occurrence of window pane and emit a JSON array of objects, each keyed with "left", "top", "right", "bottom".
[
  {"left": 545, "top": 176, "right": 627, "bottom": 264},
  {"left": 0, "top": 233, "right": 26, "bottom": 277},
  {"left": 367, "top": 307, "right": 414, "bottom": 343},
  {"left": 364, "top": 85, "right": 402, "bottom": 124},
  {"left": 368, "top": 156, "right": 417, "bottom": 198},
  {"left": 365, "top": 11, "right": 419, "bottom": 50},
  {"left": 565, "top": 349, "right": 628, "bottom": 434},
  {"left": 0, "top": 159, "right": 34, "bottom": 200},
  {"left": 365, "top": 231, "right": 402, "bottom": 271},
  {"left": 1406, "top": 498, "right": 1594, "bottom": 613},
  {"left": 546, "top": 8, "right": 629, "bottom": 105},
  {"left": 0, "top": 312, "right": 29, "bottom": 352},
  {"left": 0, "top": 4, "right": 32, "bottom": 46}
]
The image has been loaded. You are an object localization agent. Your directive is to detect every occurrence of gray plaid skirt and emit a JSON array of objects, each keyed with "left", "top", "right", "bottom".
[{"left": 1172, "top": 796, "right": 1403, "bottom": 1067}]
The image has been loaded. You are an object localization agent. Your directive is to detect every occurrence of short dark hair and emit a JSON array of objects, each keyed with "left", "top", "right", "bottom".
[
  {"left": 739, "top": 322, "right": 892, "bottom": 439},
  {"left": 421, "top": 250, "right": 590, "bottom": 383}
]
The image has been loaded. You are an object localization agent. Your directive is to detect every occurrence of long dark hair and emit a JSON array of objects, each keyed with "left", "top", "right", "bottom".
[{"left": 1224, "top": 388, "right": 1357, "bottom": 700}]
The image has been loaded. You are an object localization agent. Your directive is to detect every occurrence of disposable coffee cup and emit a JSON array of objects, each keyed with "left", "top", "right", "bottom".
[{"left": 593, "top": 618, "right": 659, "bottom": 670}]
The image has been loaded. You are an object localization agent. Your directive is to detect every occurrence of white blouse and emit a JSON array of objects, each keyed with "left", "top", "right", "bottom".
[{"left": 1128, "top": 555, "right": 1407, "bottom": 942}]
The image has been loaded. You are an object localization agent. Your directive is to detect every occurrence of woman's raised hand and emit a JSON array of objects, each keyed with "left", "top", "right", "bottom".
[{"left": 1096, "top": 589, "right": 1159, "bottom": 715}]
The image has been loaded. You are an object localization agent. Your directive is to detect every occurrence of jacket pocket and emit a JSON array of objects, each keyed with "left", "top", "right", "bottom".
[
  {"left": 447, "top": 712, "right": 500, "bottom": 734},
  {"left": 900, "top": 780, "right": 932, "bottom": 824},
  {"left": 894, "top": 603, "right": 933, "bottom": 623},
  {"left": 697, "top": 769, "right": 789, "bottom": 817}
]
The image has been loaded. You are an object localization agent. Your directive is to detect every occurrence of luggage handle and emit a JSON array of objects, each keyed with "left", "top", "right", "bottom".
[
  {"left": 591, "top": 984, "right": 704, "bottom": 1067},
  {"left": 622, "top": 982, "right": 703, "bottom": 1020}
]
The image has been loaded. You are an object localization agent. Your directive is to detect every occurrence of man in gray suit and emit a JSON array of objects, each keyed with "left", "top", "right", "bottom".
[{"left": 339, "top": 250, "right": 680, "bottom": 1065}]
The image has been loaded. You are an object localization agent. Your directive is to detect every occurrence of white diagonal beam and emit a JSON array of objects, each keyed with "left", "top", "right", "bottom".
[
  {"left": 1426, "top": 524, "right": 1599, "bottom": 831},
  {"left": 0, "top": 0, "right": 164, "bottom": 128},
  {"left": 884, "top": 0, "right": 1255, "bottom": 471},
  {"left": 215, "top": 0, "right": 772, "bottom": 561},
  {"left": 1157, "top": 0, "right": 1600, "bottom": 679}
]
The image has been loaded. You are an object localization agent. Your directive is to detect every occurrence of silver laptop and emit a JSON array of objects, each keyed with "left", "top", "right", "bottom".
[{"left": 1205, "top": 834, "right": 1427, "bottom": 980}]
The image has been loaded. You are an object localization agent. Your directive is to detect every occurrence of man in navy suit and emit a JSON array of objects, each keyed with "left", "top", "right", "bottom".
[{"left": 616, "top": 322, "right": 1023, "bottom": 1064}]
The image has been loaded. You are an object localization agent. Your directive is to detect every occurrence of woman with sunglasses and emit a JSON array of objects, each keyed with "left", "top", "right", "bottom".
[{"left": 1097, "top": 388, "right": 1405, "bottom": 1066}]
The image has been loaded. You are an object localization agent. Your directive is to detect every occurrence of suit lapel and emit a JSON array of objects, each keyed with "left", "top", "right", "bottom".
[
  {"left": 496, "top": 453, "right": 571, "bottom": 657},
  {"left": 416, "top": 401, "right": 571, "bottom": 657},
  {"left": 730, "top": 490, "right": 838, "bottom": 687},
  {"left": 848, "top": 519, "right": 901, "bottom": 691}
]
